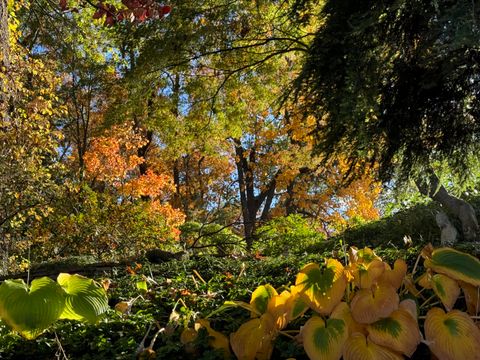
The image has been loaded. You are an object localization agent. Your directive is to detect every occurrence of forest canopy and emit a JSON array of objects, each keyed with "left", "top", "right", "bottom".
[{"left": 0, "top": 0, "right": 478, "bottom": 269}]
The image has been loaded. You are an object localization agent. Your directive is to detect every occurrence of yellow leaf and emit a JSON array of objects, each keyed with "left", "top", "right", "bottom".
[
  {"left": 330, "top": 301, "right": 366, "bottom": 335},
  {"left": 460, "top": 281, "right": 480, "bottom": 316},
  {"left": 379, "top": 259, "right": 407, "bottom": 290},
  {"left": 431, "top": 274, "right": 460, "bottom": 311},
  {"left": 425, "top": 308, "right": 480, "bottom": 360},
  {"left": 301, "top": 316, "right": 347, "bottom": 360},
  {"left": 417, "top": 272, "right": 433, "bottom": 289},
  {"left": 295, "top": 260, "right": 347, "bottom": 316},
  {"left": 351, "top": 260, "right": 385, "bottom": 289},
  {"left": 250, "top": 284, "right": 278, "bottom": 317},
  {"left": 195, "top": 319, "right": 230, "bottom": 357},
  {"left": 230, "top": 313, "right": 276, "bottom": 360},
  {"left": 398, "top": 299, "right": 418, "bottom": 320},
  {"left": 267, "top": 290, "right": 291, "bottom": 330},
  {"left": 286, "top": 286, "right": 309, "bottom": 321},
  {"left": 343, "top": 332, "right": 403, "bottom": 360},
  {"left": 367, "top": 308, "right": 421, "bottom": 356},
  {"left": 350, "top": 284, "right": 399, "bottom": 324}
]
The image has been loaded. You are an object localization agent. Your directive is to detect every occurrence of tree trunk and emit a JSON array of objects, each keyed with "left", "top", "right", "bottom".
[
  {"left": 416, "top": 170, "right": 479, "bottom": 241},
  {"left": 234, "top": 140, "right": 280, "bottom": 250},
  {"left": 0, "top": 0, "right": 10, "bottom": 106}
]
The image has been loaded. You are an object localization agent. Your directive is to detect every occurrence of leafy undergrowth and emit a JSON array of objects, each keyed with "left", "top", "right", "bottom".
[
  {"left": 0, "top": 202, "right": 477, "bottom": 359},
  {"left": 0, "top": 244, "right": 426, "bottom": 359}
]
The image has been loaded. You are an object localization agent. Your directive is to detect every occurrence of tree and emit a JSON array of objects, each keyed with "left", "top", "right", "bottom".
[
  {"left": 0, "top": 1, "right": 63, "bottom": 271},
  {"left": 294, "top": 0, "right": 480, "bottom": 240}
]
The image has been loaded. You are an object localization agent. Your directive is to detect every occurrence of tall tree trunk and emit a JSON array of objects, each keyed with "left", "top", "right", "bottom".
[
  {"left": 234, "top": 140, "right": 279, "bottom": 250},
  {"left": 0, "top": 0, "right": 10, "bottom": 106},
  {"left": 416, "top": 170, "right": 479, "bottom": 241}
]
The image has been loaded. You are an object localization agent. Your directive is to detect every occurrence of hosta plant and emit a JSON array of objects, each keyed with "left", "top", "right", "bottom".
[
  {"left": 0, "top": 273, "right": 108, "bottom": 339},
  {"left": 195, "top": 245, "right": 480, "bottom": 360}
]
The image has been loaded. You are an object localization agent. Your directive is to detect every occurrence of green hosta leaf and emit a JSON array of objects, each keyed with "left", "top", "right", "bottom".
[
  {"left": 250, "top": 284, "right": 278, "bottom": 316},
  {"left": 425, "top": 248, "right": 480, "bottom": 286},
  {"left": 302, "top": 316, "right": 347, "bottom": 360},
  {"left": 0, "top": 277, "right": 65, "bottom": 339},
  {"left": 57, "top": 273, "right": 109, "bottom": 323}
]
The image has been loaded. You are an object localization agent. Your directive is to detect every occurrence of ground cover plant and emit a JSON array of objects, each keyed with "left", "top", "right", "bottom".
[{"left": 1, "top": 239, "right": 480, "bottom": 359}]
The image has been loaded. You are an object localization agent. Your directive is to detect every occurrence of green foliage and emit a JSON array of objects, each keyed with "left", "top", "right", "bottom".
[
  {"left": 294, "top": 0, "right": 480, "bottom": 183},
  {"left": 254, "top": 215, "right": 325, "bottom": 256},
  {"left": 179, "top": 221, "right": 243, "bottom": 255},
  {"left": 0, "top": 274, "right": 108, "bottom": 340},
  {"left": 338, "top": 203, "right": 440, "bottom": 248},
  {"left": 36, "top": 184, "right": 178, "bottom": 261},
  {"left": 0, "top": 277, "right": 65, "bottom": 340}
]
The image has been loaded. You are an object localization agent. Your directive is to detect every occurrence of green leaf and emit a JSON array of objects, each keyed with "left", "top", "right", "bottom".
[
  {"left": 136, "top": 279, "right": 148, "bottom": 292},
  {"left": 57, "top": 273, "right": 109, "bottom": 323},
  {"left": 0, "top": 277, "right": 65, "bottom": 339},
  {"left": 425, "top": 248, "right": 480, "bottom": 286}
]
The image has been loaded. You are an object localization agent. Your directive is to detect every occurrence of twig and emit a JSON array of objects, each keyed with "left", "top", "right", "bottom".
[{"left": 54, "top": 332, "right": 69, "bottom": 360}]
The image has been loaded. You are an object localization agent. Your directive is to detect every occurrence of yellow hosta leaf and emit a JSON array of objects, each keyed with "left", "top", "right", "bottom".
[
  {"left": 351, "top": 260, "right": 385, "bottom": 289},
  {"left": 330, "top": 301, "right": 366, "bottom": 335},
  {"left": 301, "top": 316, "right": 347, "bottom": 360},
  {"left": 230, "top": 313, "right": 276, "bottom": 360},
  {"left": 267, "top": 290, "right": 291, "bottom": 330},
  {"left": 350, "top": 284, "right": 399, "bottom": 324},
  {"left": 431, "top": 274, "right": 460, "bottom": 311},
  {"left": 398, "top": 299, "right": 418, "bottom": 320},
  {"left": 295, "top": 260, "right": 347, "bottom": 316},
  {"left": 417, "top": 272, "right": 433, "bottom": 289},
  {"left": 349, "top": 247, "right": 382, "bottom": 265},
  {"left": 425, "top": 308, "right": 480, "bottom": 360},
  {"left": 195, "top": 319, "right": 230, "bottom": 357},
  {"left": 424, "top": 247, "right": 480, "bottom": 287},
  {"left": 286, "top": 286, "right": 309, "bottom": 321},
  {"left": 379, "top": 260, "right": 407, "bottom": 290},
  {"left": 250, "top": 284, "right": 278, "bottom": 317},
  {"left": 367, "top": 309, "right": 421, "bottom": 356},
  {"left": 460, "top": 281, "right": 480, "bottom": 316},
  {"left": 343, "top": 332, "right": 403, "bottom": 360}
]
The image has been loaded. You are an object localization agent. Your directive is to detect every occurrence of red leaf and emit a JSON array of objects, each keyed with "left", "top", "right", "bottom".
[
  {"left": 161, "top": 5, "right": 171, "bottom": 15},
  {"left": 92, "top": 9, "right": 105, "bottom": 19},
  {"left": 133, "top": 7, "right": 147, "bottom": 21},
  {"left": 59, "top": 0, "right": 68, "bottom": 11},
  {"left": 104, "top": 15, "right": 115, "bottom": 26}
]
